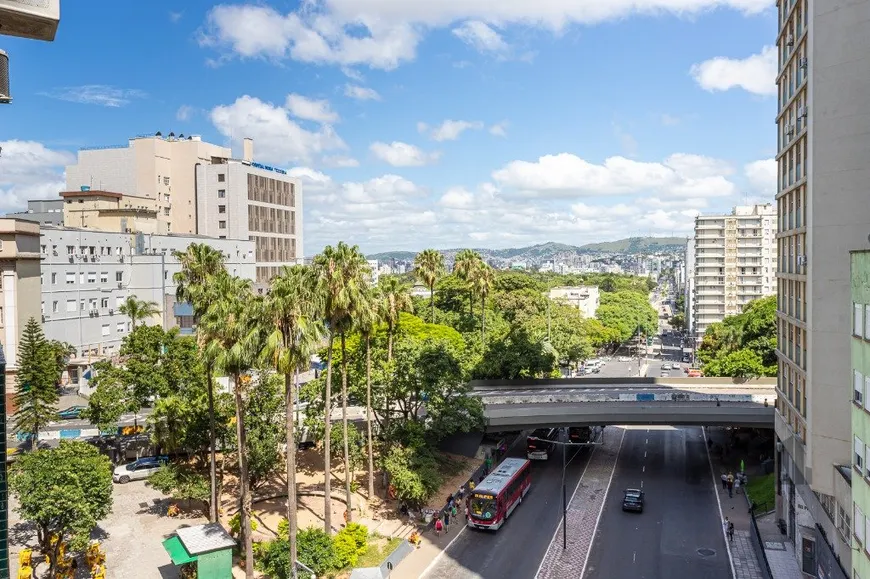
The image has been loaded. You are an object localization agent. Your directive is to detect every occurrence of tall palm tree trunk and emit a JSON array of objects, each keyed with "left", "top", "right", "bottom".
[
  {"left": 387, "top": 328, "right": 393, "bottom": 362},
  {"left": 323, "top": 333, "right": 335, "bottom": 534},
  {"left": 365, "top": 335, "right": 375, "bottom": 500},
  {"left": 341, "top": 332, "right": 353, "bottom": 522},
  {"left": 429, "top": 286, "right": 435, "bottom": 323},
  {"left": 286, "top": 369, "right": 299, "bottom": 579},
  {"left": 481, "top": 294, "right": 486, "bottom": 346},
  {"left": 233, "top": 374, "right": 254, "bottom": 578},
  {"left": 207, "top": 363, "right": 218, "bottom": 522}
]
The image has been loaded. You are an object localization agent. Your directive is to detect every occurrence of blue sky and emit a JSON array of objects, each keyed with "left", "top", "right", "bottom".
[{"left": 0, "top": 0, "right": 779, "bottom": 254}]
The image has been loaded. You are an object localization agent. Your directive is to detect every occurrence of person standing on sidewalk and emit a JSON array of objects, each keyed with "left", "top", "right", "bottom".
[
  {"left": 721, "top": 473, "right": 728, "bottom": 490},
  {"left": 727, "top": 521, "right": 735, "bottom": 542},
  {"left": 443, "top": 509, "right": 450, "bottom": 532},
  {"left": 722, "top": 517, "right": 730, "bottom": 536}
]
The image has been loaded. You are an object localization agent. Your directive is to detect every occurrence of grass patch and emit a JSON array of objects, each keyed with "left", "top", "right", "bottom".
[
  {"left": 353, "top": 535, "right": 403, "bottom": 569},
  {"left": 745, "top": 472, "right": 775, "bottom": 511}
]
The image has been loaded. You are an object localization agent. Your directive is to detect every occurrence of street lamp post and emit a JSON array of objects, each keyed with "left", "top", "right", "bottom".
[{"left": 530, "top": 427, "right": 604, "bottom": 550}]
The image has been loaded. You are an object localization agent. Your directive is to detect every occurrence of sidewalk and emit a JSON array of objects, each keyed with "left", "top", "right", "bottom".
[
  {"left": 706, "top": 426, "right": 766, "bottom": 579},
  {"left": 705, "top": 426, "right": 801, "bottom": 579}
]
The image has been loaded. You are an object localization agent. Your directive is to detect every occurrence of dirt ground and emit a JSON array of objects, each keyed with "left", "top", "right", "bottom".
[{"left": 424, "top": 454, "right": 483, "bottom": 512}]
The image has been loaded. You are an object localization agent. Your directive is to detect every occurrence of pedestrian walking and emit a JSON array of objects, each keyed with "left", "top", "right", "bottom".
[
  {"left": 727, "top": 521, "right": 735, "bottom": 542},
  {"left": 443, "top": 510, "right": 450, "bottom": 532},
  {"left": 465, "top": 504, "right": 469, "bottom": 521},
  {"left": 727, "top": 479, "right": 733, "bottom": 498},
  {"left": 451, "top": 504, "right": 458, "bottom": 519},
  {"left": 734, "top": 476, "right": 742, "bottom": 495},
  {"left": 720, "top": 473, "right": 728, "bottom": 490},
  {"left": 458, "top": 486, "right": 465, "bottom": 501},
  {"left": 722, "top": 517, "right": 730, "bottom": 536},
  {"left": 435, "top": 518, "right": 444, "bottom": 536}
]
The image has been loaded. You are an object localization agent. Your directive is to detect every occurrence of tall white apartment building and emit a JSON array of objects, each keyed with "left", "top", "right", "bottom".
[
  {"left": 195, "top": 139, "right": 302, "bottom": 284},
  {"left": 37, "top": 225, "right": 255, "bottom": 393},
  {"left": 685, "top": 237, "right": 696, "bottom": 336},
  {"left": 65, "top": 133, "right": 232, "bottom": 235},
  {"left": 773, "top": 0, "right": 870, "bottom": 576},
  {"left": 548, "top": 286, "right": 601, "bottom": 319},
  {"left": 691, "top": 204, "right": 777, "bottom": 338}
]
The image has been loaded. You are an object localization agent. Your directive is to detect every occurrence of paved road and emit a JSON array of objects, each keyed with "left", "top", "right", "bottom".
[
  {"left": 425, "top": 437, "right": 593, "bottom": 578},
  {"left": 584, "top": 426, "right": 730, "bottom": 579}
]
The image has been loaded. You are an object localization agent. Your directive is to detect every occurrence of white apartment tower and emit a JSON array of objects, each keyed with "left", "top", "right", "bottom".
[
  {"left": 685, "top": 237, "right": 696, "bottom": 336},
  {"left": 773, "top": 0, "right": 870, "bottom": 576},
  {"left": 691, "top": 204, "right": 777, "bottom": 338},
  {"left": 65, "top": 133, "right": 232, "bottom": 235},
  {"left": 195, "top": 139, "right": 303, "bottom": 284}
]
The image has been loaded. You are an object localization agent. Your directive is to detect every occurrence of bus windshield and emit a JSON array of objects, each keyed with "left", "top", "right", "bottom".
[{"left": 470, "top": 494, "right": 497, "bottom": 520}]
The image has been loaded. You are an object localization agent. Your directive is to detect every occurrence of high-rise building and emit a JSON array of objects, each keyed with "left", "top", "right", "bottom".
[
  {"left": 685, "top": 237, "right": 696, "bottom": 336},
  {"left": 774, "top": 1, "right": 870, "bottom": 576},
  {"left": 195, "top": 152, "right": 302, "bottom": 284},
  {"left": 691, "top": 204, "right": 777, "bottom": 338},
  {"left": 850, "top": 250, "right": 870, "bottom": 579},
  {"left": 65, "top": 133, "right": 232, "bottom": 235}
]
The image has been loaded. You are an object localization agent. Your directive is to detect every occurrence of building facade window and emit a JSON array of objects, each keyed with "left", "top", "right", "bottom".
[
  {"left": 855, "top": 370, "right": 864, "bottom": 405},
  {"left": 218, "top": 205, "right": 226, "bottom": 214},
  {"left": 101, "top": 272, "right": 108, "bottom": 283},
  {"left": 116, "top": 322, "right": 125, "bottom": 333},
  {"left": 855, "top": 302, "right": 864, "bottom": 336},
  {"left": 218, "top": 221, "right": 226, "bottom": 229},
  {"left": 66, "top": 300, "right": 76, "bottom": 312},
  {"left": 101, "top": 297, "right": 109, "bottom": 308},
  {"left": 52, "top": 301, "right": 58, "bottom": 313},
  {"left": 115, "top": 272, "right": 123, "bottom": 282},
  {"left": 856, "top": 436, "right": 865, "bottom": 474},
  {"left": 217, "top": 173, "right": 225, "bottom": 182},
  {"left": 866, "top": 304, "right": 870, "bottom": 339},
  {"left": 65, "top": 272, "right": 74, "bottom": 284},
  {"left": 87, "top": 272, "right": 96, "bottom": 283},
  {"left": 218, "top": 189, "right": 226, "bottom": 198},
  {"left": 51, "top": 272, "right": 56, "bottom": 284},
  {"left": 101, "top": 324, "right": 110, "bottom": 337}
]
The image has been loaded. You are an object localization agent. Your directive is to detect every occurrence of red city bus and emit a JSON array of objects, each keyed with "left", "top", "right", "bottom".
[{"left": 467, "top": 458, "right": 532, "bottom": 531}]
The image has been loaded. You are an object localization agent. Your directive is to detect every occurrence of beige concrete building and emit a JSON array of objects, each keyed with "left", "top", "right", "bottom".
[
  {"left": 548, "top": 286, "right": 601, "bottom": 319},
  {"left": 0, "top": 220, "right": 42, "bottom": 407},
  {"left": 65, "top": 133, "right": 232, "bottom": 235},
  {"left": 692, "top": 204, "right": 777, "bottom": 338},
  {"left": 196, "top": 139, "right": 302, "bottom": 285},
  {"left": 774, "top": 0, "right": 870, "bottom": 576},
  {"left": 61, "top": 190, "right": 164, "bottom": 234}
]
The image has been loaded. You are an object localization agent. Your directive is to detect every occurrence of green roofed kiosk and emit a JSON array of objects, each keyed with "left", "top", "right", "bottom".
[{"left": 162, "top": 523, "right": 235, "bottom": 579}]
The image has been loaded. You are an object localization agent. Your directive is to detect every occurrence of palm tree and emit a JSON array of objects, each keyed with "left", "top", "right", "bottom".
[
  {"left": 377, "top": 277, "right": 413, "bottom": 361},
  {"left": 118, "top": 296, "right": 160, "bottom": 327},
  {"left": 200, "top": 273, "right": 259, "bottom": 579},
  {"left": 354, "top": 286, "right": 382, "bottom": 500},
  {"left": 453, "top": 249, "right": 481, "bottom": 317},
  {"left": 173, "top": 243, "right": 226, "bottom": 523},
  {"left": 312, "top": 242, "right": 370, "bottom": 530},
  {"left": 470, "top": 261, "right": 495, "bottom": 346},
  {"left": 260, "top": 265, "right": 323, "bottom": 578},
  {"left": 414, "top": 249, "right": 444, "bottom": 323}
]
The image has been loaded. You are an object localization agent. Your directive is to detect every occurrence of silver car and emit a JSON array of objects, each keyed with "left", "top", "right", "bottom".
[{"left": 113, "top": 457, "right": 166, "bottom": 483}]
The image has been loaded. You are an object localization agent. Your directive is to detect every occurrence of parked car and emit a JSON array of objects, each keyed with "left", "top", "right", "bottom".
[
  {"left": 112, "top": 456, "right": 168, "bottom": 483},
  {"left": 57, "top": 405, "right": 87, "bottom": 420},
  {"left": 622, "top": 488, "right": 644, "bottom": 513}
]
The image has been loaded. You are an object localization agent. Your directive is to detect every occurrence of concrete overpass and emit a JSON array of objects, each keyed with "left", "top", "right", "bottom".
[{"left": 470, "top": 377, "right": 776, "bottom": 431}]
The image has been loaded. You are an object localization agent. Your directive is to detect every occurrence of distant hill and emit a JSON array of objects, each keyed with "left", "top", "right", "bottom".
[
  {"left": 578, "top": 237, "right": 686, "bottom": 253},
  {"left": 367, "top": 237, "right": 686, "bottom": 263}
]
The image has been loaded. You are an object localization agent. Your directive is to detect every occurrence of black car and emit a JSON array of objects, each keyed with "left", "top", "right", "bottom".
[{"left": 622, "top": 489, "right": 644, "bottom": 513}]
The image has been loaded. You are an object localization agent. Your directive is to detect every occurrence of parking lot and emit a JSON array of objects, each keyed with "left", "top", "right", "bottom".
[{"left": 9, "top": 475, "right": 206, "bottom": 578}]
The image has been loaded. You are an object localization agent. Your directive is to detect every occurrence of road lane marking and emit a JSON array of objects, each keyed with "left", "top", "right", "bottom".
[
  {"left": 576, "top": 427, "right": 626, "bottom": 579},
  {"left": 645, "top": 438, "right": 648, "bottom": 444},
  {"left": 640, "top": 480, "right": 643, "bottom": 488},
  {"left": 644, "top": 451, "right": 647, "bottom": 458},
  {"left": 702, "top": 426, "right": 736, "bottom": 579},
  {"left": 420, "top": 523, "right": 468, "bottom": 577},
  {"left": 633, "top": 552, "right": 636, "bottom": 563},
  {"left": 642, "top": 465, "right": 645, "bottom": 473}
]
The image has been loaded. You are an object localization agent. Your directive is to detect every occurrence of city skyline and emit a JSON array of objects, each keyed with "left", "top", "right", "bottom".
[{"left": 0, "top": 1, "right": 777, "bottom": 253}]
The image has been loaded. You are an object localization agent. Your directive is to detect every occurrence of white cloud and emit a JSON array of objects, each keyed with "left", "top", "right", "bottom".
[
  {"left": 285, "top": 94, "right": 340, "bottom": 123},
  {"left": 169, "top": 11, "right": 183, "bottom": 23},
  {"left": 690, "top": 45, "right": 777, "bottom": 96},
  {"left": 39, "top": 85, "right": 147, "bottom": 107},
  {"left": 344, "top": 85, "right": 381, "bottom": 101},
  {"left": 489, "top": 122, "right": 508, "bottom": 137},
  {"left": 452, "top": 21, "right": 509, "bottom": 52},
  {"left": 660, "top": 113, "right": 681, "bottom": 126},
  {"left": 200, "top": 4, "right": 419, "bottom": 70},
  {"left": 370, "top": 141, "right": 440, "bottom": 167},
  {"left": 200, "top": 1, "right": 772, "bottom": 70},
  {"left": 421, "top": 120, "right": 484, "bottom": 141},
  {"left": 322, "top": 155, "right": 360, "bottom": 168},
  {"left": 341, "top": 67, "right": 365, "bottom": 82},
  {"left": 0, "top": 140, "right": 73, "bottom": 212},
  {"left": 176, "top": 105, "right": 195, "bottom": 121},
  {"left": 210, "top": 95, "right": 346, "bottom": 165},
  {"left": 744, "top": 158, "right": 777, "bottom": 197},
  {"left": 492, "top": 153, "right": 738, "bottom": 199}
]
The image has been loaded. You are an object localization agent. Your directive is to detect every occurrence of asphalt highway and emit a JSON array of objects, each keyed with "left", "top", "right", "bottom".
[
  {"left": 424, "top": 437, "right": 593, "bottom": 579},
  {"left": 583, "top": 426, "right": 730, "bottom": 579}
]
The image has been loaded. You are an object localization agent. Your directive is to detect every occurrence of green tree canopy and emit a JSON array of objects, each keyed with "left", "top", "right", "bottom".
[
  {"left": 13, "top": 317, "right": 60, "bottom": 448},
  {"left": 10, "top": 441, "right": 113, "bottom": 575},
  {"left": 697, "top": 295, "right": 777, "bottom": 377}
]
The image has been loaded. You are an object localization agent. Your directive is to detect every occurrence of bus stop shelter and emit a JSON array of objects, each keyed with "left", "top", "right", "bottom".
[{"left": 162, "top": 523, "right": 235, "bottom": 579}]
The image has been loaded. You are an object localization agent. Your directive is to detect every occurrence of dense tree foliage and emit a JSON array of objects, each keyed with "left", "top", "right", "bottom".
[
  {"left": 10, "top": 441, "right": 113, "bottom": 576},
  {"left": 697, "top": 295, "right": 777, "bottom": 377},
  {"left": 12, "top": 318, "right": 61, "bottom": 449}
]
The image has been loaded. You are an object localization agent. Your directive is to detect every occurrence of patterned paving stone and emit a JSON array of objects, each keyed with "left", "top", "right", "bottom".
[{"left": 536, "top": 427, "right": 625, "bottom": 579}]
